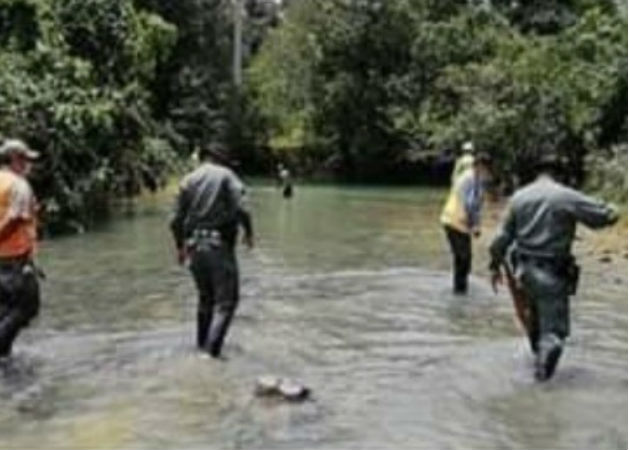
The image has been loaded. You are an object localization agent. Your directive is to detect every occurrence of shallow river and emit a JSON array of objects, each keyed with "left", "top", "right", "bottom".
[{"left": 0, "top": 184, "right": 626, "bottom": 449}]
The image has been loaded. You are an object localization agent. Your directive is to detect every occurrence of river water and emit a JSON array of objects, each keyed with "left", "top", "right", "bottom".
[{"left": 0, "top": 184, "right": 626, "bottom": 450}]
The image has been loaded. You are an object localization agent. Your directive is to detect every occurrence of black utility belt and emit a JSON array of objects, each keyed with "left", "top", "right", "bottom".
[
  {"left": 517, "top": 251, "right": 580, "bottom": 294},
  {"left": 193, "top": 229, "right": 222, "bottom": 239},
  {"left": 187, "top": 229, "right": 225, "bottom": 249},
  {"left": 517, "top": 251, "right": 573, "bottom": 266},
  {"left": 0, "top": 255, "right": 31, "bottom": 268}
]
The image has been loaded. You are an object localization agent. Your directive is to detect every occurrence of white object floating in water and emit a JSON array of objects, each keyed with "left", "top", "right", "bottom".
[{"left": 255, "top": 375, "right": 310, "bottom": 402}]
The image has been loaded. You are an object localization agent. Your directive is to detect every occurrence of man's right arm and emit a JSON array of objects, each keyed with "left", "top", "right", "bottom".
[
  {"left": 458, "top": 175, "right": 481, "bottom": 233},
  {"left": 170, "top": 181, "right": 190, "bottom": 260},
  {"left": 488, "top": 201, "right": 517, "bottom": 293},
  {"left": 489, "top": 201, "right": 517, "bottom": 272},
  {"left": 238, "top": 208, "right": 254, "bottom": 248}
]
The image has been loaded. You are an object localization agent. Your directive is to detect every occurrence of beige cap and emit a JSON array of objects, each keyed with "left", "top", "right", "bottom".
[{"left": 0, "top": 139, "right": 40, "bottom": 160}]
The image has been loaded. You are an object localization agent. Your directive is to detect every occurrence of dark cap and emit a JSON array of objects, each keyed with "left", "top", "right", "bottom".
[
  {"left": 474, "top": 152, "right": 491, "bottom": 166},
  {"left": 200, "top": 142, "right": 230, "bottom": 163},
  {"left": 534, "top": 153, "right": 566, "bottom": 171},
  {"left": 0, "top": 139, "right": 39, "bottom": 160}
]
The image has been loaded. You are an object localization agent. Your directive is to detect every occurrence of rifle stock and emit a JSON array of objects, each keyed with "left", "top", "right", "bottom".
[{"left": 502, "top": 262, "right": 530, "bottom": 334}]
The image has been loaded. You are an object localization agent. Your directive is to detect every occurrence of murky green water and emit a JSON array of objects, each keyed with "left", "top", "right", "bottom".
[{"left": 0, "top": 184, "right": 626, "bottom": 449}]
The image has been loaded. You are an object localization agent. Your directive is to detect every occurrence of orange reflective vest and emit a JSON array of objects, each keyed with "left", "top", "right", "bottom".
[{"left": 0, "top": 170, "right": 37, "bottom": 258}]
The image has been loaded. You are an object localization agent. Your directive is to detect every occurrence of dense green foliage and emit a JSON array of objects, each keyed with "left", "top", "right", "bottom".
[
  {"left": 0, "top": 0, "right": 179, "bottom": 231},
  {"left": 0, "top": 0, "right": 625, "bottom": 231},
  {"left": 249, "top": 0, "right": 627, "bottom": 183}
]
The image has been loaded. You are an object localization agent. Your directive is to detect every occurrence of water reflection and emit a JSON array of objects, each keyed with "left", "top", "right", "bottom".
[{"left": 0, "top": 184, "right": 626, "bottom": 449}]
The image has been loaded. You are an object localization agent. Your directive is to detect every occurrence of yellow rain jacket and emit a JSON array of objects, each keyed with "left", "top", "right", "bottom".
[{"left": 441, "top": 168, "right": 483, "bottom": 234}]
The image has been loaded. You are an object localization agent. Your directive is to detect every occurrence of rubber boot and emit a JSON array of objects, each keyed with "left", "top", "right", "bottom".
[
  {"left": 196, "top": 311, "right": 212, "bottom": 349},
  {"left": 207, "top": 311, "right": 234, "bottom": 358},
  {"left": 528, "top": 327, "right": 540, "bottom": 355},
  {"left": 0, "top": 309, "right": 23, "bottom": 358},
  {"left": 535, "top": 334, "right": 563, "bottom": 381}
]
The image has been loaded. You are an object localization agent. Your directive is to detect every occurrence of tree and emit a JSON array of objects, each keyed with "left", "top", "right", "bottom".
[
  {"left": 249, "top": 0, "right": 627, "bottom": 183},
  {"left": 0, "top": 0, "right": 177, "bottom": 231}
]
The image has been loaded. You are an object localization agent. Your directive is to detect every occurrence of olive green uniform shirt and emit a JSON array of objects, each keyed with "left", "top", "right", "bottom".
[
  {"left": 170, "top": 162, "right": 248, "bottom": 249},
  {"left": 490, "top": 175, "right": 618, "bottom": 269}
]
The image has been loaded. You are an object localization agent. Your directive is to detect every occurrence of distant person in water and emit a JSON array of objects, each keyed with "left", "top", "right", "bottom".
[
  {"left": 277, "top": 163, "right": 293, "bottom": 199},
  {"left": 440, "top": 152, "right": 492, "bottom": 294},
  {"left": 170, "top": 143, "right": 254, "bottom": 359},
  {"left": 0, "top": 139, "right": 42, "bottom": 359}
]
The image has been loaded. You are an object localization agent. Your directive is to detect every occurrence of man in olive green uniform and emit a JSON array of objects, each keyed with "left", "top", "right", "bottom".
[
  {"left": 170, "top": 144, "right": 254, "bottom": 359},
  {"left": 489, "top": 156, "right": 618, "bottom": 381}
]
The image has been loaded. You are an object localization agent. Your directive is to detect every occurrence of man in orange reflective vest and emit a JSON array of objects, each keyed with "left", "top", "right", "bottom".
[{"left": 0, "top": 139, "right": 41, "bottom": 359}]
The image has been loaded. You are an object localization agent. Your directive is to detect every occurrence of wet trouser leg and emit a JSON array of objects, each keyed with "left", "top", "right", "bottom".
[
  {"left": 520, "top": 261, "right": 569, "bottom": 381},
  {"left": 526, "top": 298, "right": 540, "bottom": 354},
  {"left": 444, "top": 226, "right": 471, "bottom": 294},
  {"left": 196, "top": 294, "right": 213, "bottom": 350},
  {"left": 207, "top": 247, "right": 238, "bottom": 357},
  {"left": 0, "top": 263, "right": 40, "bottom": 357},
  {"left": 190, "top": 242, "right": 239, "bottom": 358}
]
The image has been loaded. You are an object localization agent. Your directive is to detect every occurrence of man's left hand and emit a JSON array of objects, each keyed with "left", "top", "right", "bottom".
[
  {"left": 491, "top": 270, "right": 503, "bottom": 294},
  {"left": 243, "top": 234, "right": 254, "bottom": 250},
  {"left": 177, "top": 247, "right": 189, "bottom": 266}
]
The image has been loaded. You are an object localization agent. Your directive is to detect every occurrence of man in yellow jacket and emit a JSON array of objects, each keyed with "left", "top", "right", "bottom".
[{"left": 441, "top": 152, "right": 491, "bottom": 294}]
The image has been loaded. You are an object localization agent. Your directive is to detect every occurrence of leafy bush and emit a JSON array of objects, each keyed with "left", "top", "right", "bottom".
[
  {"left": 0, "top": 0, "right": 177, "bottom": 231},
  {"left": 249, "top": 0, "right": 627, "bottom": 184}
]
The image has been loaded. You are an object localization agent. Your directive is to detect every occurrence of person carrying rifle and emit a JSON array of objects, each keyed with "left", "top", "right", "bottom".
[{"left": 489, "top": 154, "right": 618, "bottom": 381}]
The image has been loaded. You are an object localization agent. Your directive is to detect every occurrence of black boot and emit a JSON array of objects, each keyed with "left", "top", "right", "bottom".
[
  {"left": 0, "top": 309, "right": 23, "bottom": 358},
  {"left": 528, "top": 329, "right": 540, "bottom": 355},
  {"left": 196, "top": 311, "right": 212, "bottom": 349},
  {"left": 207, "top": 311, "right": 234, "bottom": 358},
  {"left": 535, "top": 335, "right": 563, "bottom": 381},
  {"left": 453, "top": 278, "right": 468, "bottom": 295}
]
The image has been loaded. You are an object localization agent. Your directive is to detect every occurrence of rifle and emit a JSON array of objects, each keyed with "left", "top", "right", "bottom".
[{"left": 501, "top": 261, "right": 530, "bottom": 334}]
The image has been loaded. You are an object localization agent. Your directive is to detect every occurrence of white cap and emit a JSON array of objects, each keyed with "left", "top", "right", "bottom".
[{"left": 462, "top": 141, "right": 474, "bottom": 153}]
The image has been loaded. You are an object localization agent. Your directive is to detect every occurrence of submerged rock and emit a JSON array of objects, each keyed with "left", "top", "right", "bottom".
[
  {"left": 255, "top": 375, "right": 310, "bottom": 402},
  {"left": 255, "top": 375, "right": 282, "bottom": 396},
  {"left": 278, "top": 379, "right": 310, "bottom": 401}
]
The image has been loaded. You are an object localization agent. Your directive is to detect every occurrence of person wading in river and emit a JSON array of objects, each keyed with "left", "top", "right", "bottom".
[
  {"left": 0, "top": 139, "right": 41, "bottom": 359},
  {"left": 441, "top": 152, "right": 491, "bottom": 294},
  {"left": 276, "top": 163, "right": 293, "bottom": 199},
  {"left": 489, "top": 154, "right": 619, "bottom": 381},
  {"left": 170, "top": 143, "right": 254, "bottom": 359}
]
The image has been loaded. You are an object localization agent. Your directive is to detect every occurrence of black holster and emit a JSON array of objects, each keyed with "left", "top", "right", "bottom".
[
  {"left": 516, "top": 250, "right": 580, "bottom": 296},
  {"left": 564, "top": 256, "right": 580, "bottom": 296}
]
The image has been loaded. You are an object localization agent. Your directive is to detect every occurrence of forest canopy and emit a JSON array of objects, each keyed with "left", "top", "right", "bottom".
[{"left": 0, "top": 0, "right": 626, "bottom": 230}]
